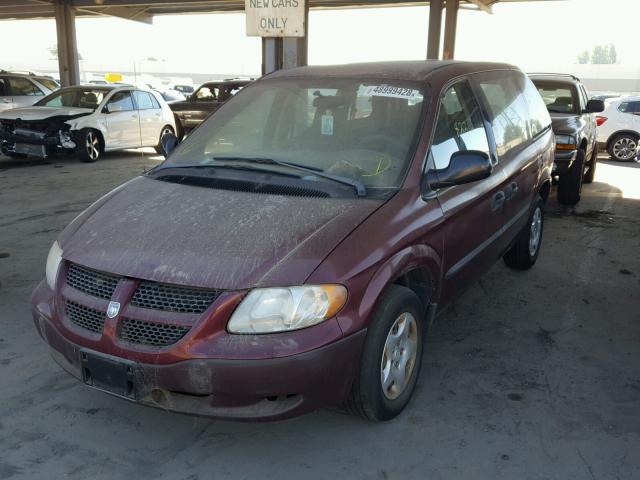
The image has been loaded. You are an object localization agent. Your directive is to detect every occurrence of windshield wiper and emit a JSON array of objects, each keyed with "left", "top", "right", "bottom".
[
  {"left": 148, "top": 162, "right": 300, "bottom": 178},
  {"left": 213, "top": 156, "right": 367, "bottom": 197}
]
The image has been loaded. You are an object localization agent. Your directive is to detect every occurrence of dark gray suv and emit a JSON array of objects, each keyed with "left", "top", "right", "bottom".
[{"left": 529, "top": 74, "right": 604, "bottom": 206}]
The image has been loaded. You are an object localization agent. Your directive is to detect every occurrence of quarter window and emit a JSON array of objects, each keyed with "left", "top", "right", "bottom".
[
  {"left": 477, "top": 72, "right": 531, "bottom": 157},
  {"left": 619, "top": 101, "right": 640, "bottom": 114},
  {"left": 430, "top": 80, "right": 490, "bottom": 170},
  {"left": 8, "top": 77, "right": 43, "bottom": 96},
  {"left": 106, "top": 91, "right": 134, "bottom": 111}
]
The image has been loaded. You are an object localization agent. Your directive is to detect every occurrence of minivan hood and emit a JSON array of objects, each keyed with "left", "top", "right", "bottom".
[
  {"left": 61, "top": 176, "right": 382, "bottom": 290},
  {"left": 0, "top": 106, "right": 93, "bottom": 121}
]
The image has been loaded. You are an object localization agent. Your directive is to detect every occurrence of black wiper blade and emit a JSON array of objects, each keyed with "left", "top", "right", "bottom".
[
  {"left": 148, "top": 162, "right": 300, "bottom": 178},
  {"left": 213, "top": 156, "right": 367, "bottom": 197}
]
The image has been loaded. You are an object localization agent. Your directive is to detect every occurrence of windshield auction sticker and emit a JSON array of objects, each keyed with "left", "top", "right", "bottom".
[{"left": 363, "top": 85, "right": 421, "bottom": 100}]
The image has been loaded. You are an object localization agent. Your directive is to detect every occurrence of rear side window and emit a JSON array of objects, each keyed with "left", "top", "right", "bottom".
[
  {"left": 134, "top": 91, "right": 159, "bottom": 110},
  {"left": 8, "top": 77, "right": 43, "bottom": 96},
  {"left": 619, "top": 101, "right": 640, "bottom": 114},
  {"left": 522, "top": 77, "right": 552, "bottom": 138},
  {"left": 430, "top": 80, "right": 490, "bottom": 170},
  {"left": 476, "top": 71, "right": 530, "bottom": 158}
]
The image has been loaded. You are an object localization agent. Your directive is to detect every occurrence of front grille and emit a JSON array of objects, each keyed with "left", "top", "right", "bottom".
[
  {"left": 119, "top": 318, "right": 190, "bottom": 347},
  {"left": 131, "top": 282, "right": 221, "bottom": 314},
  {"left": 66, "top": 263, "right": 119, "bottom": 300},
  {"left": 65, "top": 301, "right": 105, "bottom": 334}
]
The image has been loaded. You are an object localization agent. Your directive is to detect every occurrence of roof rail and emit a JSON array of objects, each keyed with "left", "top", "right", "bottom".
[{"left": 528, "top": 72, "right": 581, "bottom": 82}]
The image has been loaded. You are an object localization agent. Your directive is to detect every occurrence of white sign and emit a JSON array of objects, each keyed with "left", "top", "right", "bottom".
[{"left": 245, "top": 0, "right": 305, "bottom": 37}]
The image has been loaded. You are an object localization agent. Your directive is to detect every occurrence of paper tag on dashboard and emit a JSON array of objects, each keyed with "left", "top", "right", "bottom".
[
  {"left": 363, "top": 85, "right": 421, "bottom": 100},
  {"left": 321, "top": 115, "right": 334, "bottom": 135}
]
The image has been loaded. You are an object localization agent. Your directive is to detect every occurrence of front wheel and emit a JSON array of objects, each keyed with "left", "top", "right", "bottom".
[
  {"left": 608, "top": 134, "right": 638, "bottom": 162},
  {"left": 155, "top": 125, "right": 175, "bottom": 155},
  {"left": 345, "top": 285, "right": 424, "bottom": 421},
  {"left": 557, "top": 150, "right": 584, "bottom": 206},
  {"left": 77, "top": 129, "right": 102, "bottom": 162},
  {"left": 503, "top": 197, "right": 544, "bottom": 270}
]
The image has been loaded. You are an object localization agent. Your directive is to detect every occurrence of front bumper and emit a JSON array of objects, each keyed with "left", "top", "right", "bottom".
[
  {"left": 0, "top": 126, "right": 75, "bottom": 158},
  {"left": 553, "top": 149, "right": 578, "bottom": 176},
  {"left": 32, "top": 281, "right": 366, "bottom": 421}
]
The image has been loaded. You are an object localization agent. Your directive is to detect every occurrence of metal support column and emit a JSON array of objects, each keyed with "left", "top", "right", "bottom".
[
  {"left": 427, "top": 0, "right": 443, "bottom": 60},
  {"left": 443, "top": 0, "right": 459, "bottom": 60},
  {"left": 54, "top": 0, "right": 80, "bottom": 86},
  {"left": 261, "top": 2, "right": 309, "bottom": 75}
]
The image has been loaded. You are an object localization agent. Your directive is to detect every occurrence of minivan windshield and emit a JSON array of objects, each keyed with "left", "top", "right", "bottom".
[
  {"left": 162, "top": 78, "right": 426, "bottom": 189},
  {"left": 34, "top": 88, "right": 108, "bottom": 109}
]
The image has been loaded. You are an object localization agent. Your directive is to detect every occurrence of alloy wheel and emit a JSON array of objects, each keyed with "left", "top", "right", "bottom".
[
  {"left": 86, "top": 132, "right": 100, "bottom": 160},
  {"left": 529, "top": 206, "right": 542, "bottom": 257},
  {"left": 380, "top": 312, "right": 418, "bottom": 400},
  {"left": 613, "top": 137, "right": 637, "bottom": 161}
]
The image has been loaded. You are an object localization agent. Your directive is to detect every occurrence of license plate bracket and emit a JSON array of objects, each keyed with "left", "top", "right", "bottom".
[{"left": 80, "top": 350, "right": 137, "bottom": 399}]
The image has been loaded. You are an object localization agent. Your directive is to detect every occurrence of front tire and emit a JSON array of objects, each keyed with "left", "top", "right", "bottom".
[
  {"left": 503, "top": 197, "right": 544, "bottom": 270},
  {"left": 345, "top": 285, "right": 424, "bottom": 421},
  {"left": 77, "top": 129, "right": 102, "bottom": 163},
  {"left": 557, "top": 149, "right": 584, "bottom": 206},
  {"left": 608, "top": 134, "right": 638, "bottom": 162}
]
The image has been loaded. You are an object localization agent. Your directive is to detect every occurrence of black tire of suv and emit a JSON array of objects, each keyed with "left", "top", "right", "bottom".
[
  {"left": 503, "top": 197, "right": 544, "bottom": 271},
  {"left": 345, "top": 284, "right": 425, "bottom": 422},
  {"left": 557, "top": 149, "right": 584, "bottom": 206},
  {"left": 77, "top": 129, "right": 102, "bottom": 163},
  {"left": 607, "top": 133, "right": 639, "bottom": 162},
  {"left": 583, "top": 146, "right": 598, "bottom": 184}
]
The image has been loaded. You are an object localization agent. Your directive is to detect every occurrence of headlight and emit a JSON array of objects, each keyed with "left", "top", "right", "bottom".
[
  {"left": 555, "top": 134, "right": 577, "bottom": 150},
  {"left": 45, "top": 241, "right": 63, "bottom": 289},
  {"left": 228, "top": 285, "right": 348, "bottom": 334}
]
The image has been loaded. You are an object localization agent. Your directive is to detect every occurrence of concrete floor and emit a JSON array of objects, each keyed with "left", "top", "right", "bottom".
[{"left": 0, "top": 150, "right": 638, "bottom": 480}]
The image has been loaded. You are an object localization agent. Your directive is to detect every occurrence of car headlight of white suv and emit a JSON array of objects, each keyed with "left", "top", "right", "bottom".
[{"left": 227, "top": 285, "right": 348, "bottom": 334}]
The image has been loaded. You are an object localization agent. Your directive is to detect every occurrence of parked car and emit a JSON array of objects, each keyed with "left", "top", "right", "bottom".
[
  {"left": 529, "top": 73, "right": 604, "bottom": 205},
  {"left": 156, "top": 89, "right": 186, "bottom": 104},
  {"left": 32, "top": 61, "right": 553, "bottom": 422},
  {"left": 0, "top": 72, "right": 53, "bottom": 112},
  {"left": 170, "top": 79, "right": 252, "bottom": 138},
  {"left": 0, "top": 85, "right": 175, "bottom": 161},
  {"left": 596, "top": 96, "right": 640, "bottom": 162}
]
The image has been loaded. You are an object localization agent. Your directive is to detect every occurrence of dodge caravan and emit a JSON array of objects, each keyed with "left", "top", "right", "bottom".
[{"left": 32, "top": 61, "right": 554, "bottom": 421}]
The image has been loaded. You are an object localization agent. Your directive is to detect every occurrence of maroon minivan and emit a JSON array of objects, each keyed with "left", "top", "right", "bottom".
[{"left": 32, "top": 61, "right": 554, "bottom": 421}]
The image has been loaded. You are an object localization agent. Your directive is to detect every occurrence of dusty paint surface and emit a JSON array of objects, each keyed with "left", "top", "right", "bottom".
[{"left": 0, "top": 150, "right": 639, "bottom": 479}]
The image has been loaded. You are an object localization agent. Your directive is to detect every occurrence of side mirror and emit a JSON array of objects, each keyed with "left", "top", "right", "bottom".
[
  {"left": 585, "top": 99, "right": 605, "bottom": 114},
  {"left": 105, "top": 103, "right": 123, "bottom": 114},
  {"left": 159, "top": 132, "right": 179, "bottom": 158},
  {"left": 426, "top": 150, "right": 492, "bottom": 190}
]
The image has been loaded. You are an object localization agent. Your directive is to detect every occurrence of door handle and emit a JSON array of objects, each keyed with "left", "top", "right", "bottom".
[
  {"left": 505, "top": 182, "right": 518, "bottom": 199},
  {"left": 491, "top": 191, "right": 506, "bottom": 211}
]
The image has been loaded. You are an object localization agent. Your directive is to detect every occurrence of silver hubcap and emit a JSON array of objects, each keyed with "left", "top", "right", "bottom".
[
  {"left": 381, "top": 312, "right": 418, "bottom": 400},
  {"left": 529, "top": 207, "right": 542, "bottom": 257},
  {"left": 613, "top": 137, "right": 637, "bottom": 160},
  {"left": 161, "top": 127, "right": 172, "bottom": 138},
  {"left": 86, "top": 132, "right": 99, "bottom": 160}
]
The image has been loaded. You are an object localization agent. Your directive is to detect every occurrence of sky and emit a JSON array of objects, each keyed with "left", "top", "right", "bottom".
[{"left": 0, "top": 0, "right": 638, "bottom": 78}]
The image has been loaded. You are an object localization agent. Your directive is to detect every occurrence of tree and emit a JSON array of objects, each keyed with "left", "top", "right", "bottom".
[{"left": 580, "top": 44, "right": 618, "bottom": 64}]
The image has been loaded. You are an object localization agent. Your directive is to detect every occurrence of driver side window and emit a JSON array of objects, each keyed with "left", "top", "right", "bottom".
[
  {"left": 195, "top": 86, "right": 218, "bottom": 101},
  {"left": 106, "top": 91, "right": 134, "bottom": 111},
  {"left": 430, "top": 80, "right": 490, "bottom": 170}
]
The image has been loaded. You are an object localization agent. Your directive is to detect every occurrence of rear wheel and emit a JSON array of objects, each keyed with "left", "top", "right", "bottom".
[
  {"left": 77, "top": 129, "right": 102, "bottom": 163},
  {"left": 155, "top": 125, "right": 175, "bottom": 155},
  {"left": 608, "top": 134, "right": 638, "bottom": 162},
  {"left": 583, "top": 146, "right": 598, "bottom": 184},
  {"left": 557, "top": 149, "right": 584, "bottom": 205},
  {"left": 504, "top": 197, "right": 544, "bottom": 270},
  {"left": 345, "top": 285, "right": 424, "bottom": 421}
]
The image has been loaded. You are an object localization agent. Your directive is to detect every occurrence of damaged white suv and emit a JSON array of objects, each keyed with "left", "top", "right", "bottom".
[{"left": 0, "top": 85, "right": 176, "bottom": 162}]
